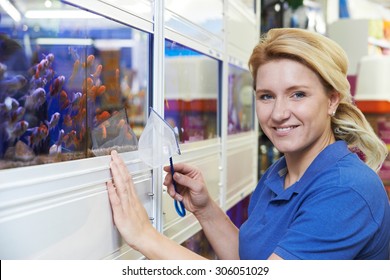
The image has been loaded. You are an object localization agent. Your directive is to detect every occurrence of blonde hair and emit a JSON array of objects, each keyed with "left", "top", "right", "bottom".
[{"left": 249, "top": 28, "right": 387, "bottom": 172}]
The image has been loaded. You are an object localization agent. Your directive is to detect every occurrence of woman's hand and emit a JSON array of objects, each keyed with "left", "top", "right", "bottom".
[
  {"left": 163, "top": 163, "right": 212, "bottom": 218},
  {"left": 107, "top": 152, "right": 209, "bottom": 260},
  {"left": 106, "top": 150, "right": 154, "bottom": 251}
]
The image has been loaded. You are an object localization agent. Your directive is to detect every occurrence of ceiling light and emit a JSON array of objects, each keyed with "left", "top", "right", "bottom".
[{"left": 0, "top": 0, "right": 21, "bottom": 22}]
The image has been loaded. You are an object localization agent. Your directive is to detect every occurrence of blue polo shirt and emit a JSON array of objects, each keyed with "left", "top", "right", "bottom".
[{"left": 239, "top": 140, "right": 390, "bottom": 259}]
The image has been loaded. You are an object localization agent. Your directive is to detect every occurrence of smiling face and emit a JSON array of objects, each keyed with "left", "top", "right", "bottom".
[{"left": 255, "top": 59, "right": 340, "bottom": 159}]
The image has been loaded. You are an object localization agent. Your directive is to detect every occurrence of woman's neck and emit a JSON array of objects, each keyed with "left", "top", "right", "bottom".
[{"left": 283, "top": 137, "right": 336, "bottom": 189}]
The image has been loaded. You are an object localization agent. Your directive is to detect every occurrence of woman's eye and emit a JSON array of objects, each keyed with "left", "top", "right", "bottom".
[
  {"left": 292, "top": 91, "right": 305, "bottom": 98},
  {"left": 258, "top": 94, "right": 273, "bottom": 100}
]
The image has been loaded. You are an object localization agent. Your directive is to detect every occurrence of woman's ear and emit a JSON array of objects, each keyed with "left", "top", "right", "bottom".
[{"left": 328, "top": 91, "right": 341, "bottom": 116}]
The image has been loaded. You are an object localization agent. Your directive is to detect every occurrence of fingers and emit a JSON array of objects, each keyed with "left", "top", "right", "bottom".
[
  {"left": 163, "top": 162, "right": 196, "bottom": 175},
  {"left": 109, "top": 150, "right": 136, "bottom": 211},
  {"left": 106, "top": 180, "right": 123, "bottom": 220},
  {"left": 163, "top": 168, "right": 202, "bottom": 203}
]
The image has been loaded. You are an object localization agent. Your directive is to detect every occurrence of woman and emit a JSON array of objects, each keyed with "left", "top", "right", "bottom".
[{"left": 107, "top": 28, "right": 390, "bottom": 259}]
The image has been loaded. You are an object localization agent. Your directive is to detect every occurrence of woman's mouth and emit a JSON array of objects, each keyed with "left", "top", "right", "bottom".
[{"left": 274, "top": 126, "right": 298, "bottom": 132}]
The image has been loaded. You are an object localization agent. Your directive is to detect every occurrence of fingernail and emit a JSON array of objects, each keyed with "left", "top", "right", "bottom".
[{"left": 174, "top": 173, "right": 180, "bottom": 179}]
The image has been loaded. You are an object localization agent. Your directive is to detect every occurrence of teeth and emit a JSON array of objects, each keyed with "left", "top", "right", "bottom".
[{"left": 276, "top": 126, "right": 295, "bottom": 131}]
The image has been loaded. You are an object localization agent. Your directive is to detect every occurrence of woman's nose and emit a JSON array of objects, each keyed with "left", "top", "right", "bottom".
[{"left": 271, "top": 98, "right": 291, "bottom": 121}]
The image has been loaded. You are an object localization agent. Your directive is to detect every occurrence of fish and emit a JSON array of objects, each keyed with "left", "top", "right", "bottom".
[
  {"left": 45, "top": 112, "right": 60, "bottom": 131},
  {"left": 116, "top": 118, "right": 134, "bottom": 141},
  {"left": 3, "top": 97, "right": 19, "bottom": 111},
  {"left": 83, "top": 77, "right": 102, "bottom": 102},
  {"left": 63, "top": 130, "right": 77, "bottom": 147},
  {"left": 34, "top": 57, "right": 51, "bottom": 79},
  {"left": 91, "top": 64, "right": 102, "bottom": 80},
  {"left": 55, "top": 129, "right": 65, "bottom": 146},
  {"left": 78, "top": 124, "right": 86, "bottom": 142},
  {"left": 24, "top": 88, "right": 46, "bottom": 110},
  {"left": 29, "top": 76, "right": 47, "bottom": 90},
  {"left": 6, "top": 120, "right": 29, "bottom": 141},
  {"left": 49, "top": 143, "right": 61, "bottom": 155},
  {"left": 69, "top": 91, "right": 82, "bottom": 112},
  {"left": 0, "top": 98, "right": 24, "bottom": 126},
  {"left": 95, "top": 120, "right": 110, "bottom": 139},
  {"left": 116, "top": 118, "right": 126, "bottom": 129},
  {"left": 28, "top": 123, "right": 49, "bottom": 147},
  {"left": 49, "top": 129, "right": 65, "bottom": 154},
  {"left": 59, "top": 90, "right": 70, "bottom": 110},
  {"left": 49, "top": 75, "right": 65, "bottom": 98},
  {"left": 82, "top": 54, "right": 95, "bottom": 69},
  {"left": 68, "top": 59, "right": 80, "bottom": 87},
  {"left": 79, "top": 93, "right": 87, "bottom": 109},
  {"left": 94, "top": 110, "right": 111, "bottom": 124},
  {"left": 63, "top": 114, "right": 73, "bottom": 127},
  {"left": 89, "top": 85, "right": 106, "bottom": 101},
  {"left": 82, "top": 77, "right": 93, "bottom": 93},
  {"left": 9, "top": 106, "right": 26, "bottom": 124},
  {"left": 73, "top": 108, "right": 86, "bottom": 124},
  {"left": 44, "top": 68, "right": 55, "bottom": 84},
  {"left": 43, "top": 53, "right": 55, "bottom": 64},
  {"left": 0, "top": 75, "right": 27, "bottom": 95}
]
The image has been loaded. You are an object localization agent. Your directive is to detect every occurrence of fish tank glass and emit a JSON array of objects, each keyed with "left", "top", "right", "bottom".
[
  {"left": 164, "top": 40, "right": 219, "bottom": 143},
  {"left": 227, "top": 64, "right": 254, "bottom": 135},
  {"left": 0, "top": 0, "right": 150, "bottom": 169}
]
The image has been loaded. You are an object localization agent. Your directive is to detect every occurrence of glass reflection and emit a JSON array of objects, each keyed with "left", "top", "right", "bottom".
[
  {"left": 0, "top": 0, "right": 149, "bottom": 169},
  {"left": 227, "top": 64, "right": 254, "bottom": 135},
  {"left": 164, "top": 40, "right": 219, "bottom": 143}
]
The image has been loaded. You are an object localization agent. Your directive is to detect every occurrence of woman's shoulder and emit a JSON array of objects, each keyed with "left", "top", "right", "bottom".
[
  {"left": 312, "top": 152, "right": 389, "bottom": 221},
  {"left": 337, "top": 152, "right": 383, "bottom": 188}
]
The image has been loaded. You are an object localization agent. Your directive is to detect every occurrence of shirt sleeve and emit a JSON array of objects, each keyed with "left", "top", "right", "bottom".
[{"left": 274, "top": 186, "right": 380, "bottom": 260}]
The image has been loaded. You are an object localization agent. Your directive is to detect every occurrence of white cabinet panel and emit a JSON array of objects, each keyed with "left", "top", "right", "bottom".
[
  {"left": 0, "top": 153, "right": 154, "bottom": 259},
  {"left": 226, "top": 132, "right": 258, "bottom": 210}
]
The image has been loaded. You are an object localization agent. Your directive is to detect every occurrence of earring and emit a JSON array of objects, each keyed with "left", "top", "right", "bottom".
[{"left": 331, "top": 111, "right": 336, "bottom": 117}]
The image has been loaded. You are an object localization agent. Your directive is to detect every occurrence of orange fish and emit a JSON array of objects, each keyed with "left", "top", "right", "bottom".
[
  {"left": 96, "top": 120, "right": 110, "bottom": 139},
  {"left": 34, "top": 58, "right": 49, "bottom": 79},
  {"left": 82, "top": 54, "right": 95, "bottom": 69},
  {"left": 68, "top": 59, "right": 80, "bottom": 87},
  {"left": 78, "top": 124, "right": 86, "bottom": 142},
  {"left": 49, "top": 75, "right": 65, "bottom": 97},
  {"left": 28, "top": 123, "right": 49, "bottom": 147},
  {"left": 59, "top": 90, "right": 70, "bottom": 110},
  {"left": 9, "top": 106, "right": 26, "bottom": 124},
  {"left": 63, "top": 114, "right": 73, "bottom": 127},
  {"left": 97, "top": 85, "right": 106, "bottom": 95},
  {"left": 69, "top": 91, "right": 82, "bottom": 112},
  {"left": 7, "top": 120, "right": 29, "bottom": 141},
  {"left": 95, "top": 110, "right": 111, "bottom": 124},
  {"left": 92, "top": 64, "right": 102, "bottom": 80},
  {"left": 63, "top": 130, "right": 77, "bottom": 148},
  {"left": 88, "top": 85, "right": 106, "bottom": 101},
  {"left": 82, "top": 77, "right": 93, "bottom": 93},
  {"left": 77, "top": 93, "right": 87, "bottom": 110},
  {"left": 73, "top": 108, "right": 86, "bottom": 124}
]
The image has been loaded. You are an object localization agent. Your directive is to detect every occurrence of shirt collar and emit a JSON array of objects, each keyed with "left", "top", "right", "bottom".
[{"left": 264, "top": 141, "right": 351, "bottom": 201}]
